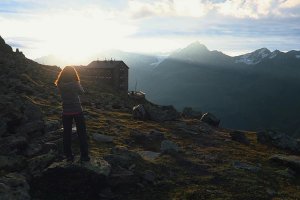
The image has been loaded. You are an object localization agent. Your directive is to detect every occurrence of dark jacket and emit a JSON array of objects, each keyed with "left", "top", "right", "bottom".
[{"left": 57, "top": 81, "right": 85, "bottom": 113}]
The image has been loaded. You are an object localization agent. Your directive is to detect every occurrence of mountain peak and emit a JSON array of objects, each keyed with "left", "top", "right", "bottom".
[{"left": 185, "top": 41, "right": 209, "bottom": 52}]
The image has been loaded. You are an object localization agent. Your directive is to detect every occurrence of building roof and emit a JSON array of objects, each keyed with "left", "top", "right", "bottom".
[{"left": 85, "top": 60, "right": 129, "bottom": 69}]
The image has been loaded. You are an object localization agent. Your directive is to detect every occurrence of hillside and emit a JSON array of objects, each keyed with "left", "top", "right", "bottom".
[
  {"left": 141, "top": 42, "right": 300, "bottom": 137},
  {"left": 1, "top": 36, "right": 300, "bottom": 200}
]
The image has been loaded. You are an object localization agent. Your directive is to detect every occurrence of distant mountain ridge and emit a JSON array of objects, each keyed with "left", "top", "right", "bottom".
[{"left": 141, "top": 42, "right": 300, "bottom": 137}]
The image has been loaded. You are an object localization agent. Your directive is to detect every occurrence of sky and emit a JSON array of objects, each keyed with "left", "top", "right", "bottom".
[{"left": 0, "top": 0, "right": 300, "bottom": 61}]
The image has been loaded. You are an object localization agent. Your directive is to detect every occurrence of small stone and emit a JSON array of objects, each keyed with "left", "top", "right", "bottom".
[
  {"left": 143, "top": 170, "right": 156, "bottom": 183},
  {"left": 160, "top": 140, "right": 179, "bottom": 154},
  {"left": 138, "top": 151, "right": 160, "bottom": 161},
  {"left": 92, "top": 133, "right": 114, "bottom": 143},
  {"left": 233, "top": 161, "right": 260, "bottom": 172}
]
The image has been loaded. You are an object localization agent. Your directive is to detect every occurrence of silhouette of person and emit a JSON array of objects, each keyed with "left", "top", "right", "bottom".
[{"left": 55, "top": 66, "right": 90, "bottom": 163}]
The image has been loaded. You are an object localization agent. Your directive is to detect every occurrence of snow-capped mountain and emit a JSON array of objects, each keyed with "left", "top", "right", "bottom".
[{"left": 234, "top": 48, "right": 279, "bottom": 65}]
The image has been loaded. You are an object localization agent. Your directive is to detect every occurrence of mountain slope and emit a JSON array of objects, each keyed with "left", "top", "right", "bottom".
[
  {"left": 1, "top": 36, "right": 300, "bottom": 199},
  {"left": 140, "top": 42, "right": 300, "bottom": 137}
]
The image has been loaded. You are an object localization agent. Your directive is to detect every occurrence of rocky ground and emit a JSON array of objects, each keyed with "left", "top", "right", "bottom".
[{"left": 1, "top": 36, "right": 300, "bottom": 200}]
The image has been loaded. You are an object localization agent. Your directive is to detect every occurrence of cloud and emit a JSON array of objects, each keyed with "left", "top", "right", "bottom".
[
  {"left": 280, "top": 0, "right": 300, "bottom": 8},
  {"left": 128, "top": 0, "right": 300, "bottom": 19},
  {"left": 1, "top": 0, "right": 300, "bottom": 59},
  {"left": 128, "top": 0, "right": 215, "bottom": 18}
]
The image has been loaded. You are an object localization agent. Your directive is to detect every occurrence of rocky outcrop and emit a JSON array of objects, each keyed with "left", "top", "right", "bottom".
[
  {"left": 182, "top": 107, "right": 202, "bottom": 119},
  {"left": 30, "top": 158, "right": 111, "bottom": 200},
  {"left": 269, "top": 154, "right": 300, "bottom": 172},
  {"left": 200, "top": 112, "right": 220, "bottom": 127},
  {"left": 144, "top": 103, "right": 180, "bottom": 122},
  {"left": 133, "top": 103, "right": 180, "bottom": 122},
  {"left": 257, "top": 130, "right": 300, "bottom": 153},
  {"left": 132, "top": 104, "right": 148, "bottom": 120},
  {"left": 104, "top": 146, "right": 143, "bottom": 169}
]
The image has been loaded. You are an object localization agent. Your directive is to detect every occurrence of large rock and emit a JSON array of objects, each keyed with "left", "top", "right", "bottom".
[
  {"left": 257, "top": 130, "right": 300, "bottom": 153},
  {"left": 92, "top": 133, "right": 114, "bottom": 143},
  {"left": 0, "top": 173, "right": 30, "bottom": 200},
  {"left": 144, "top": 103, "right": 180, "bottom": 122},
  {"left": 0, "top": 136, "right": 28, "bottom": 155},
  {"left": 15, "top": 120, "right": 44, "bottom": 136},
  {"left": 30, "top": 157, "right": 111, "bottom": 200},
  {"left": 0, "top": 155, "right": 26, "bottom": 172},
  {"left": 132, "top": 104, "right": 148, "bottom": 120},
  {"left": 269, "top": 154, "right": 300, "bottom": 172},
  {"left": 200, "top": 112, "right": 220, "bottom": 127},
  {"left": 130, "top": 130, "right": 165, "bottom": 151},
  {"left": 104, "top": 146, "right": 143, "bottom": 169},
  {"left": 182, "top": 107, "right": 202, "bottom": 119}
]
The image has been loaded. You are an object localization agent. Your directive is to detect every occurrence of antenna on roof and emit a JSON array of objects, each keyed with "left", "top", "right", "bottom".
[{"left": 135, "top": 80, "right": 138, "bottom": 92}]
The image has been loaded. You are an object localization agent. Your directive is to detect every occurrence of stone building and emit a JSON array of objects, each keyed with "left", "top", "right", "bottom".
[{"left": 76, "top": 60, "right": 129, "bottom": 91}]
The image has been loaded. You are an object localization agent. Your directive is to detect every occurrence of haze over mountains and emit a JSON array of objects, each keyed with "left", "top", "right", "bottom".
[{"left": 35, "top": 42, "right": 300, "bottom": 136}]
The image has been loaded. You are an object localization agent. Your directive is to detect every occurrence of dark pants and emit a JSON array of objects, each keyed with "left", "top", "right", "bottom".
[{"left": 62, "top": 112, "right": 90, "bottom": 161}]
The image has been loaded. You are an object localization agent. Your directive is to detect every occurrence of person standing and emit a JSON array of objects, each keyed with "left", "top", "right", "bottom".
[{"left": 54, "top": 66, "right": 90, "bottom": 163}]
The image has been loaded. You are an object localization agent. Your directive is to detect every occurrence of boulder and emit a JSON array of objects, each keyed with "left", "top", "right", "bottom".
[
  {"left": 182, "top": 107, "right": 202, "bottom": 119},
  {"left": 144, "top": 104, "right": 180, "bottom": 122},
  {"left": 0, "top": 136, "right": 28, "bottom": 154},
  {"left": 269, "top": 154, "right": 300, "bottom": 172},
  {"left": 257, "top": 130, "right": 300, "bottom": 153},
  {"left": 160, "top": 140, "right": 179, "bottom": 154},
  {"left": 30, "top": 157, "right": 111, "bottom": 200},
  {"left": 0, "top": 173, "right": 30, "bottom": 200},
  {"left": 130, "top": 130, "right": 165, "bottom": 151},
  {"left": 0, "top": 155, "right": 26, "bottom": 172},
  {"left": 200, "top": 112, "right": 220, "bottom": 127},
  {"left": 230, "top": 131, "right": 250, "bottom": 145},
  {"left": 104, "top": 146, "right": 143, "bottom": 169},
  {"left": 132, "top": 104, "right": 147, "bottom": 120},
  {"left": 15, "top": 120, "right": 44, "bottom": 136}
]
